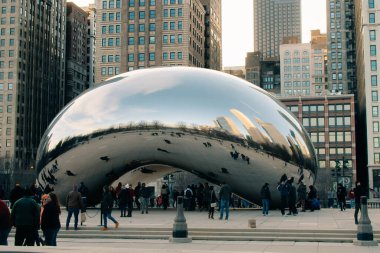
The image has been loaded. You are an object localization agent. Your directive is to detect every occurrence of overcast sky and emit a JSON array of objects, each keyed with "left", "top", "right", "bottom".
[{"left": 71, "top": 0, "right": 326, "bottom": 67}]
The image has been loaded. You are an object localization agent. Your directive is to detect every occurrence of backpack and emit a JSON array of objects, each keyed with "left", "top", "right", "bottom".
[{"left": 185, "top": 189, "right": 192, "bottom": 198}]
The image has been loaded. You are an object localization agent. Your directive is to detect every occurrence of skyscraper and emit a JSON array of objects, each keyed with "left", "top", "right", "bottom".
[
  {"left": 354, "top": 0, "right": 380, "bottom": 194},
  {"left": 254, "top": 0, "right": 301, "bottom": 60},
  {"left": 326, "top": 0, "right": 356, "bottom": 94},
  {"left": 95, "top": 0, "right": 222, "bottom": 83},
  {"left": 66, "top": 2, "right": 89, "bottom": 104},
  {"left": 83, "top": 4, "right": 97, "bottom": 88},
  {"left": 0, "top": 0, "right": 66, "bottom": 186}
]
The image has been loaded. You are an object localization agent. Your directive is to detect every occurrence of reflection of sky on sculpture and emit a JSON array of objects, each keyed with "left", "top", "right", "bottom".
[{"left": 44, "top": 67, "right": 312, "bottom": 158}]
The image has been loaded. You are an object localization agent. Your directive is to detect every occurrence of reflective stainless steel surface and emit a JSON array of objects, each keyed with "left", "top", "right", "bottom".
[{"left": 36, "top": 67, "right": 318, "bottom": 206}]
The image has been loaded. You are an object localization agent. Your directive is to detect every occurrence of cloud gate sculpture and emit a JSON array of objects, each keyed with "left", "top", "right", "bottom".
[{"left": 36, "top": 67, "right": 318, "bottom": 207}]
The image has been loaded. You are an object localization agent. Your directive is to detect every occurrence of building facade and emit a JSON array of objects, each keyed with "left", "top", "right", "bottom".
[
  {"left": 223, "top": 66, "right": 245, "bottom": 79},
  {"left": 0, "top": 0, "right": 66, "bottom": 190},
  {"left": 83, "top": 4, "right": 97, "bottom": 88},
  {"left": 327, "top": 0, "right": 356, "bottom": 94},
  {"left": 280, "top": 30, "right": 328, "bottom": 97},
  {"left": 95, "top": 0, "right": 221, "bottom": 83},
  {"left": 355, "top": 0, "right": 380, "bottom": 197},
  {"left": 280, "top": 95, "right": 356, "bottom": 201},
  {"left": 66, "top": 2, "right": 89, "bottom": 104},
  {"left": 254, "top": 0, "right": 301, "bottom": 60}
]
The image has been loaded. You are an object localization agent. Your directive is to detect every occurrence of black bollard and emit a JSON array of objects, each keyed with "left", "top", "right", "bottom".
[
  {"left": 353, "top": 196, "right": 378, "bottom": 246},
  {"left": 169, "top": 196, "right": 192, "bottom": 243}
]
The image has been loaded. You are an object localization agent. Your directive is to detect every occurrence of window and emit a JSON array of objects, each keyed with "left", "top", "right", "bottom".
[
  {"left": 129, "top": 0, "right": 135, "bottom": 7},
  {"left": 370, "top": 45, "right": 377, "bottom": 56},
  {"left": 370, "top": 30, "right": 376, "bottom": 41},
  {"left": 9, "top": 17, "right": 14, "bottom": 24},
  {"left": 369, "top": 0, "right": 375, "bottom": 8},
  {"left": 170, "top": 35, "right": 175, "bottom": 43},
  {"left": 373, "top": 91, "right": 379, "bottom": 101},
  {"left": 375, "top": 154, "right": 380, "bottom": 164},
  {"left": 170, "top": 0, "right": 176, "bottom": 3},
  {"left": 128, "top": 53, "right": 134, "bottom": 62},
  {"left": 163, "top": 35, "right": 168, "bottom": 44},
  {"left": 128, "top": 37, "right": 135, "bottom": 45},
  {"left": 115, "top": 55, "right": 120, "bottom": 62},
  {"left": 109, "top": 25, "right": 114, "bottom": 34},
  {"left": 374, "top": 137, "right": 380, "bottom": 148},
  {"left": 178, "top": 21, "right": 183, "bottom": 30},
  {"left": 374, "top": 122, "right": 379, "bottom": 132},
  {"left": 108, "top": 38, "right": 114, "bottom": 46},
  {"left": 163, "top": 52, "right": 168, "bottom": 60},
  {"left": 102, "top": 26, "right": 107, "bottom": 34},
  {"left": 149, "top": 10, "right": 156, "bottom": 18},
  {"left": 139, "top": 24, "right": 145, "bottom": 32},
  {"left": 116, "top": 38, "right": 120, "bottom": 46},
  {"left": 371, "top": 60, "right": 377, "bottom": 71},
  {"left": 178, "top": 8, "right": 182, "bottom": 16},
  {"left": 138, "top": 53, "right": 144, "bottom": 61},
  {"left": 373, "top": 106, "right": 379, "bottom": 117},
  {"left": 164, "top": 9, "right": 168, "bottom": 17},
  {"left": 149, "top": 36, "right": 155, "bottom": 44},
  {"left": 149, "top": 23, "right": 155, "bottom": 31},
  {"left": 139, "top": 11, "right": 145, "bottom": 19},
  {"left": 170, "top": 9, "right": 175, "bottom": 17},
  {"left": 102, "top": 1, "right": 107, "bottom": 8},
  {"left": 178, "top": 34, "right": 183, "bottom": 43},
  {"left": 109, "top": 0, "right": 114, "bottom": 8},
  {"left": 150, "top": 0, "right": 156, "bottom": 6},
  {"left": 372, "top": 75, "right": 378, "bottom": 86},
  {"left": 116, "top": 0, "right": 120, "bottom": 7},
  {"left": 129, "top": 12, "right": 135, "bottom": 20},
  {"left": 128, "top": 24, "right": 135, "bottom": 32},
  {"left": 109, "top": 13, "right": 115, "bottom": 21},
  {"left": 138, "top": 36, "right": 145, "bottom": 45},
  {"left": 163, "top": 22, "right": 168, "bottom": 30},
  {"left": 108, "top": 55, "right": 113, "bottom": 62},
  {"left": 170, "top": 52, "right": 175, "bottom": 59},
  {"left": 116, "top": 12, "right": 121, "bottom": 20},
  {"left": 7, "top": 94, "right": 12, "bottom": 102},
  {"left": 9, "top": 39, "right": 14, "bottom": 46},
  {"left": 102, "top": 13, "right": 107, "bottom": 21},
  {"left": 178, "top": 52, "right": 183, "bottom": 59},
  {"left": 170, "top": 21, "right": 175, "bottom": 30},
  {"left": 116, "top": 25, "right": 120, "bottom": 33},
  {"left": 6, "top": 105, "right": 11, "bottom": 113},
  {"left": 139, "top": 0, "right": 145, "bottom": 6},
  {"left": 369, "top": 13, "right": 376, "bottom": 23},
  {"left": 149, "top": 53, "right": 155, "bottom": 61}
]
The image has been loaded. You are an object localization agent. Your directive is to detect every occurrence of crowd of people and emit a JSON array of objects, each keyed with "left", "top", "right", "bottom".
[{"left": 0, "top": 177, "right": 368, "bottom": 247}]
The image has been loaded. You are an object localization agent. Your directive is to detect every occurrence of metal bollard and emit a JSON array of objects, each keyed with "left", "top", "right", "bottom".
[
  {"left": 353, "top": 196, "right": 378, "bottom": 246},
  {"left": 169, "top": 196, "right": 192, "bottom": 243}
]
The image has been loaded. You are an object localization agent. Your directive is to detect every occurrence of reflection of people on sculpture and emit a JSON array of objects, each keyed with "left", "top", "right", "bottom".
[
  {"left": 297, "top": 181, "right": 307, "bottom": 212},
  {"left": 277, "top": 175, "right": 289, "bottom": 215}
]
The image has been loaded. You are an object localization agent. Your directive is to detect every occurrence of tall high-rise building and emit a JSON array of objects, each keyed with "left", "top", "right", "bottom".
[
  {"left": 254, "top": 0, "right": 301, "bottom": 60},
  {"left": 66, "top": 2, "right": 89, "bottom": 104},
  {"left": 326, "top": 0, "right": 356, "bottom": 94},
  {"left": 0, "top": 0, "right": 66, "bottom": 188},
  {"left": 95, "top": 0, "right": 222, "bottom": 83},
  {"left": 83, "top": 4, "right": 97, "bottom": 88},
  {"left": 354, "top": 0, "right": 380, "bottom": 196}
]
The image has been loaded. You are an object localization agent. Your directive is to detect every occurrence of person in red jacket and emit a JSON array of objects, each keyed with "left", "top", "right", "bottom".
[{"left": 0, "top": 198, "right": 12, "bottom": 245}]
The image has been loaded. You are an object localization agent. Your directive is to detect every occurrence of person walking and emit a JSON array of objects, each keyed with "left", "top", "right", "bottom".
[
  {"left": 126, "top": 184, "right": 134, "bottom": 217},
  {"left": 208, "top": 186, "right": 217, "bottom": 219},
  {"left": 139, "top": 183, "right": 150, "bottom": 214},
  {"left": 337, "top": 183, "right": 347, "bottom": 211},
  {"left": 65, "top": 184, "right": 83, "bottom": 230},
  {"left": 307, "top": 185, "right": 317, "bottom": 211},
  {"left": 134, "top": 182, "right": 142, "bottom": 210},
  {"left": 219, "top": 182, "right": 232, "bottom": 220},
  {"left": 327, "top": 188, "right": 335, "bottom": 208},
  {"left": 183, "top": 185, "right": 193, "bottom": 211},
  {"left": 297, "top": 181, "right": 307, "bottom": 212},
  {"left": 348, "top": 188, "right": 355, "bottom": 208},
  {"left": 260, "top": 183, "right": 271, "bottom": 216},
  {"left": 354, "top": 181, "right": 365, "bottom": 225},
  {"left": 277, "top": 178, "right": 289, "bottom": 215},
  {"left": 11, "top": 188, "right": 40, "bottom": 246},
  {"left": 161, "top": 184, "right": 169, "bottom": 210},
  {"left": 0, "top": 197, "right": 11, "bottom": 245},
  {"left": 78, "top": 181, "right": 89, "bottom": 211},
  {"left": 41, "top": 192, "right": 61, "bottom": 246},
  {"left": 101, "top": 185, "right": 119, "bottom": 231},
  {"left": 287, "top": 178, "right": 298, "bottom": 215}
]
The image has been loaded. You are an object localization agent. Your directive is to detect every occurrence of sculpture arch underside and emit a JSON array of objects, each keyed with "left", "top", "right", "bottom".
[{"left": 36, "top": 67, "right": 318, "bottom": 208}]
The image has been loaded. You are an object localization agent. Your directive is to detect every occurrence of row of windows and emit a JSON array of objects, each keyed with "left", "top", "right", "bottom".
[
  {"left": 0, "top": 94, "right": 13, "bottom": 102},
  {"left": 163, "top": 21, "right": 183, "bottom": 30},
  {"left": 0, "top": 72, "right": 14, "bottom": 80},
  {"left": 1, "top": 6, "right": 15, "bottom": 14},
  {"left": 128, "top": 10, "right": 156, "bottom": 19},
  {"left": 127, "top": 36, "right": 156, "bottom": 45},
  {"left": 163, "top": 8, "right": 183, "bottom": 18},
  {"left": 164, "top": 0, "right": 183, "bottom": 5},
  {"left": 0, "top": 105, "right": 13, "bottom": 113},
  {"left": 0, "top": 27, "right": 15, "bottom": 35},
  {"left": 101, "top": 37, "right": 121, "bottom": 47},
  {"left": 128, "top": 23, "right": 156, "bottom": 32},
  {"left": 284, "top": 89, "right": 310, "bottom": 96},
  {"left": 283, "top": 58, "right": 310, "bottom": 64},
  {"left": 101, "top": 25, "right": 121, "bottom": 34},
  {"left": 102, "top": 12, "right": 120, "bottom": 21},
  {"left": 319, "top": 160, "right": 353, "bottom": 169},
  {"left": 101, "top": 55, "right": 120, "bottom": 63},
  {"left": 284, "top": 81, "right": 310, "bottom": 87},
  {"left": 163, "top": 34, "right": 183, "bottom": 44},
  {"left": 102, "top": 0, "right": 121, "bottom": 9},
  {"left": 283, "top": 65, "right": 310, "bottom": 72},
  {"left": 284, "top": 50, "right": 309, "bottom": 57},
  {"left": 101, "top": 67, "right": 120, "bottom": 76},
  {"left": 127, "top": 52, "right": 184, "bottom": 62},
  {"left": 284, "top": 73, "right": 310, "bottom": 80},
  {"left": 0, "top": 39, "right": 14, "bottom": 47},
  {"left": 0, "top": 17, "right": 16, "bottom": 25}
]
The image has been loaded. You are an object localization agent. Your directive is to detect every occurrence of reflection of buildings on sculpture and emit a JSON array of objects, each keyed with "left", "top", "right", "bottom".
[
  {"left": 215, "top": 116, "right": 243, "bottom": 138},
  {"left": 229, "top": 109, "right": 270, "bottom": 145},
  {"left": 280, "top": 95, "right": 356, "bottom": 188},
  {"left": 255, "top": 117, "right": 293, "bottom": 156}
]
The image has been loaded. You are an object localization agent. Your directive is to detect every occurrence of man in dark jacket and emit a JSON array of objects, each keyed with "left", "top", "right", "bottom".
[
  {"left": 337, "top": 183, "right": 347, "bottom": 211},
  {"left": 10, "top": 183, "right": 24, "bottom": 208},
  {"left": 297, "top": 181, "right": 307, "bottom": 212},
  {"left": 219, "top": 183, "right": 232, "bottom": 220},
  {"left": 287, "top": 178, "right": 298, "bottom": 215},
  {"left": 11, "top": 188, "right": 40, "bottom": 246},
  {"left": 260, "top": 183, "right": 271, "bottom": 216},
  {"left": 354, "top": 181, "right": 366, "bottom": 224},
  {"left": 277, "top": 179, "right": 289, "bottom": 215},
  {"left": 101, "top": 186, "right": 119, "bottom": 230}
]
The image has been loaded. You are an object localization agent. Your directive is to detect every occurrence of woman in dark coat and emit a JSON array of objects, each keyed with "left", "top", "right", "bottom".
[
  {"left": 101, "top": 185, "right": 119, "bottom": 230},
  {"left": 41, "top": 192, "right": 61, "bottom": 246}
]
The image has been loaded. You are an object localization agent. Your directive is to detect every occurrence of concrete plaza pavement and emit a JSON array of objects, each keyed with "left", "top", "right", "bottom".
[{"left": 2, "top": 208, "right": 380, "bottom": 252}]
